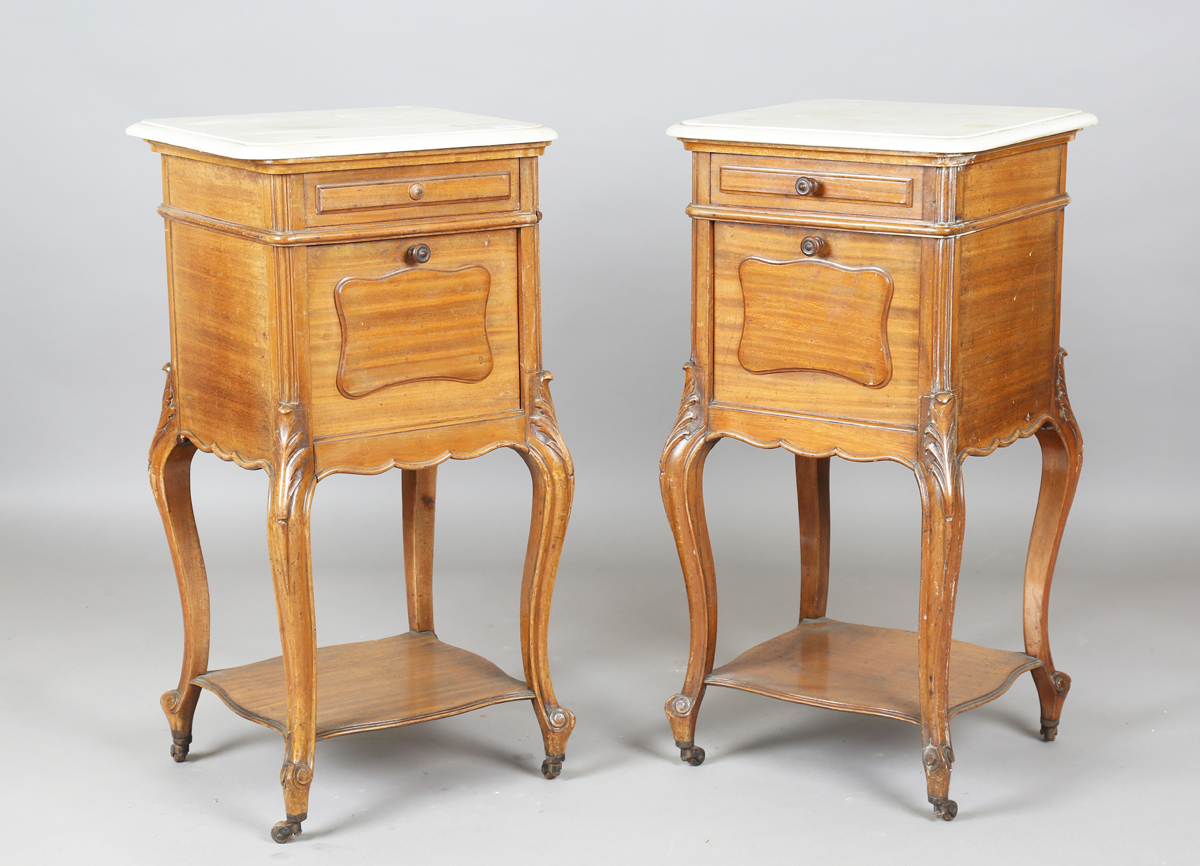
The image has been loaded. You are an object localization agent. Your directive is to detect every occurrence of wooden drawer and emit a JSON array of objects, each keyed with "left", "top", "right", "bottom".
[
  {"left": 305, "top": 229, "right": 521, "bottom": 440},
  {"left": 711, "top": 222, "right": 922, "bottom": 428},
  {"left": 303, "top": 159, "right": 520, "bottom": 227},
  {"left": 710, "top": 154, "right": 928, "bottom": 220}
]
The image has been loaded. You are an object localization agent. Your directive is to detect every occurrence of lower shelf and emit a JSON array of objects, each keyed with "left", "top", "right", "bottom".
[
  {"left": 194, "top": 631, "right": 534, "bottom": 740},
  {"left": 706, "top": 618, "right": 1041, "bottom": 724}
]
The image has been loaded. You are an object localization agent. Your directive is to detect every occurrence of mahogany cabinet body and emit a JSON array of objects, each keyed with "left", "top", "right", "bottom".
[
  {"left": 661, "top": 134, "right": 1084, "bottom": 819},
  {"left": 146, "top": 140, "right": 575, "bottom": 841}
]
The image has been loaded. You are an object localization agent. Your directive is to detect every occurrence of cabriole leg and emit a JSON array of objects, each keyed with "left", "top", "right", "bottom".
[
  {"left": 149, "top": 364, "right": 210, "bottom": 763},
  {"left": 661, "top": 364, "right": 716, "bottom": 767},
  {"left": 268, "top": 403, "right": 317, "bottom": 841},
  {"left": 1025, "top": 351, "right": 1083, "bottom": 741},
  {"left": 917, "top": 391, "right": 965, "bottom": 820},
  {"left": 519, "top": 372, "right": 576, "bottom": 776}
]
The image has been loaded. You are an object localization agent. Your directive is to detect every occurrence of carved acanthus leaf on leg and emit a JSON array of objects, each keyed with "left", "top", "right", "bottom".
[
  {"left": 920, "top": 391, "right": 959, "bottom": 519},
  {"left": 1053, "top": 349, "right": 1076, "bottom": 430},
  {"left": 663, "top": 361, "right": 704, "bottom": 454},
  {"left": 527, "top": 371, "right": 574, "bottom": 476},
  {"left": 149, "top": 363, "right": 179, "bottom": 464},
  {"left": 273, "top": 402, "right": 313, "bottom": 524}
]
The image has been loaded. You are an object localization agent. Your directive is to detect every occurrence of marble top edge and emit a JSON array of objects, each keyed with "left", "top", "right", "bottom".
[
  {"left": 127, "top": 106, "right": 556, "bottom": 160},
  {"left": 668, "top": 99, "right": 1096, "bottom": 153}
]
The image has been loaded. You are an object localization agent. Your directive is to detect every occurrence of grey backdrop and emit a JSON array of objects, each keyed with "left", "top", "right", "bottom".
[{"left": 2, "top": 1, "right": 1197, "bottom": 863}]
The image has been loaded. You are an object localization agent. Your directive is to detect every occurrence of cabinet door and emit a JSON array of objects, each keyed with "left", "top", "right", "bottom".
[
  {"left": 712, "top": 222, "right": 922, "bottom": 429},
  {"left": 305, "top": 229, "right": 521, "bottom": 440}
]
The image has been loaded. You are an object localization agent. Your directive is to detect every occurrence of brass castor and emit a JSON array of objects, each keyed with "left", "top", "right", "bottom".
[
  {"left": 541, "top": 756, "right": 563, "bottom": 779},
  {"left": 930, "top": 797, "right": 958, "bottom": 821},
  {"left": 1040, "top": 718, "right": 1060, "bottom": 742},
  {"left": 679, "top": 745, "right": 705, "bottom": 766},
  {"left": 271, "top": 820, "right": 303, "bottom": 843},
  {"left": 169, "top": 735, "right": 191, "bottom": 763}
]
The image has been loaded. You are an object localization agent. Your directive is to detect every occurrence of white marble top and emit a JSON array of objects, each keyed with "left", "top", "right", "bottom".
[
  {"left": 127, "top": 106, "right": 557, "bottom": 160},
  {"left": 668, "top": 99, "right": 1097, "bottom": 153}
]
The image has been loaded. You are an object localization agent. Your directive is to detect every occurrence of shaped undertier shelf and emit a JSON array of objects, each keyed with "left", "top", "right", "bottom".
[
  {"left": 706, "top": 618, "right": 1041, "bottom": 723},
  {"left": 194, "top": 632, "right": 534, "bottom": 739}
]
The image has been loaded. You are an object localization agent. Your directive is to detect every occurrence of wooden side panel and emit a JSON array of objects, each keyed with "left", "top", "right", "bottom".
[
  {"left": 164, "top": 155, "right": 272, "bottom": 229},
  {"left": 169, "top": 222, "right": 273, "bottom": 458},
  {"left": 712, "top": 222, "right": 922, "bottom": 429},
  {"left": 956, "top": 211, "right": 1061, "bottom": 450},
  {"left": 958, "top": 144, "right": 1064, "bottom": 220},
  {"left": 306, "top": 230, "right": 521, "bottom": 440}
]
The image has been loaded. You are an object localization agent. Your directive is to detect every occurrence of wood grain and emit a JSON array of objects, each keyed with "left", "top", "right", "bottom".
[
  {"left": 169, "top": 222, "right": 273, "bottom": 462},
  {"left": 165, "top": 154, "right": 272, "bottom": 229},
  {"left": 402, "top": 467, "right": 437, "bottom": 633},
  {"left": 305, "top": 159, "right": 519, "bottom": 227},
  {"left": 955, "top": 211, "right": 1061, "bottom": 451},
  {"left": 335, "top": 265, "right": 493, "bottom": 397},
  {"left": 306, "top": 230, "right": 520, "bottom": 440},
  {"left": 710, "top": 153, "right": 926, "bottom": 220},
  {"left": 195, "top": 632, "right": 534, "bottom": 738},
  {"left": 662, "top": 127, "right": 1086, "bottom": 818},
  {"left": 707, "top": 619, "right": 1041, "bottom": 723},
  {"left": 957, "top": 142, "right": 1064, "bottom": 220},
  {"left": 713, "top": 222, "right": 922, "bottom": 429},
  {"left": 737, "top": 256, "right": 894, "bottom": 386},
  {"left": 144, "top": 132, "right": 573, "bottom": 836},
  {"left": 795, "top": 455, "right": 830, "bottom": 620}
]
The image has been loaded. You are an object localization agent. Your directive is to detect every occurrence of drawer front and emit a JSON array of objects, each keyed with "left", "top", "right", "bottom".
[
  {"left": 306, "top": 229, "right": 521, "bottom": 439},
  {"left": 712, "top": 222, "right": 922, "bottom": 429},
  {"left": 303, "top": 159, "right": 520, "bottom": 227},
  {"left": 710, "top": 154, "right": 927, "bottom": 220}
]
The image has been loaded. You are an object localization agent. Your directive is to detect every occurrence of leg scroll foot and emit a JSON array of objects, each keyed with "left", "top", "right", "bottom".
[{"left": 1037, "top": 669, "right": 1071, "bottom": 740}]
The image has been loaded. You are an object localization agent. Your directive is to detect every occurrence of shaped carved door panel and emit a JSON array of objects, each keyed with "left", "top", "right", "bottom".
[
  {"left": 712, "top": 222, "right": 922, "bottom": 429},
  {"left": 306, "top": 229, "right": 521, "bottom": 440}
]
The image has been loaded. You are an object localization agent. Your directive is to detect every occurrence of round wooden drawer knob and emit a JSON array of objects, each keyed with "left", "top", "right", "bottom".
[
  {"left": 409, "top": 183, "right": 425, "bottom": 200},
  {"left": 794, "top": 176, "right": 820, "bottom": 195},
  {"left": 801, "top": 236, "right": 826, "bottom": 257},
  {"left": 407, "top": 243, "right": 431, "bottom": 264}
]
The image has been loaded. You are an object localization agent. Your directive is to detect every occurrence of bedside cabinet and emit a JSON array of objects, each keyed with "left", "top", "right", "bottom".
[
  {"left": 129, "top": 107, "right": 575, "bottom": 842},
  {"left": 659, "top": 100, "right": 1095, "bottom": 819}
]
